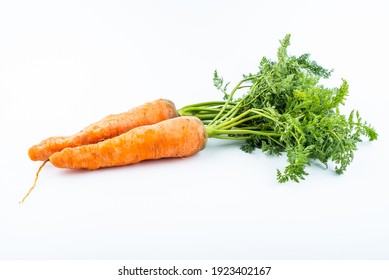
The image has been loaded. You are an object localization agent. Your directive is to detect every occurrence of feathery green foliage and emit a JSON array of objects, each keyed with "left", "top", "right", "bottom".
[{"left": 178, "top": 34, "right": 377, "bottom": 182}]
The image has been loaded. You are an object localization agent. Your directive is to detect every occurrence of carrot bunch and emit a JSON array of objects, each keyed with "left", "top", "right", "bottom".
[
  {"left": 23, "top": 34, "right": 377, "bottom": 202},
  {"left": 21, "top": 99, "right": 207, "bottom": 203}
]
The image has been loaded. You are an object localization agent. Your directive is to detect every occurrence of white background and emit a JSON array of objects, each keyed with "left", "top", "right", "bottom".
[{"left": 0, "top": 0, "right": 388, "bottom": 260}]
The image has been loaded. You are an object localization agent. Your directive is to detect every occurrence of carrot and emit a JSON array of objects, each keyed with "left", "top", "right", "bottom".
[
  {"left": 49, "top": 116, "right": 207, "bottom": 169},
  {"left": 20, "top": 116, "right": 206, "bottom": 203},
  {"left": 28, "top": 99, "right": 178, "bottom": 161}
]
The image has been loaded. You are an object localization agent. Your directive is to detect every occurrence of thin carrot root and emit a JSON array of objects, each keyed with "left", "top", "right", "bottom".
[
  {"left": 28, "top": 99, "right": 178, "bottom": 161},
  {"left": 19, "top": 159, "right": 49, "bottom": 204}
]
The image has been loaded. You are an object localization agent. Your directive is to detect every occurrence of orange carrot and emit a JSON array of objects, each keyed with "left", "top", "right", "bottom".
[
  {"left": 28, "top": 99, "right": 178, "bottom": 161},
  {"left": 49, "top": 116, "right": 207, "bottom": 169},
  {"left": 20, "top": 116, "right": 206, "bottom": 203}
]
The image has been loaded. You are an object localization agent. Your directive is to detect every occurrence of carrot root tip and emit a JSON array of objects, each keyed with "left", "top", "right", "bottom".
[{"left": 19, "top": 159, "right": 49, "bottom": 204}]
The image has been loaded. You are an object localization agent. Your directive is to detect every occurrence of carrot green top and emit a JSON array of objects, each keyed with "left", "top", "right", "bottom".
[{"left": 179, "top": 34, "right": 378, "bottom": 183}]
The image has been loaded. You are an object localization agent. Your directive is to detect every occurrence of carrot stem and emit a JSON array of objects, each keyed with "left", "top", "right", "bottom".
[{"left": 19, "top": 159, "right": 49, "bottom": 204}]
